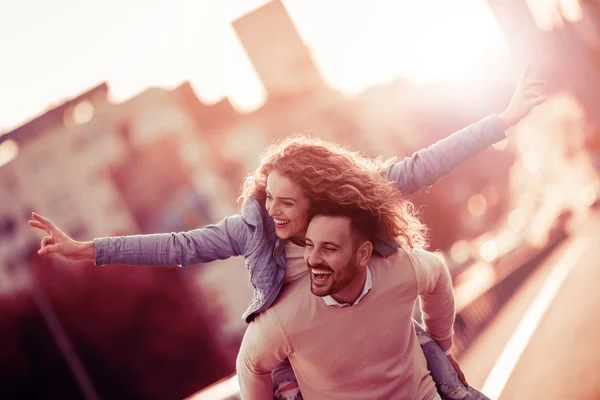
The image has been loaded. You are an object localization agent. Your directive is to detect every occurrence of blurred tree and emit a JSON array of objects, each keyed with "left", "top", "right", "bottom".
[{"left": 0, "top": 249, "right": 231, "bottom": 400}]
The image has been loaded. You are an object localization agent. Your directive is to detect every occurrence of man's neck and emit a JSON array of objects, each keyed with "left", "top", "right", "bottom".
[{"left": 331, "top": 267, "right": 368, "bottom": 305}]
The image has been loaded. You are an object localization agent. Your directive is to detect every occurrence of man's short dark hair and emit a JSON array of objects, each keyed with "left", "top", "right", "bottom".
[{"left": 310, "top": 202, "right": 379, "bottom": 244}]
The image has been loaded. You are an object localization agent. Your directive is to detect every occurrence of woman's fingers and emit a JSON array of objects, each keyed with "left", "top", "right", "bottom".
[
  {"left": 32, "top": 213, "right": 57, "bottom": 232},
  {"left": 38, "top": 244, "right": 60, "bottom": 255},
  {"left": 28, "top": 220, "right": 50, "bottom": 234},
  {"left": 525, "top": 89, "right": 542, "bottom": 99},
  {"left": 519, "top": 63, "right": 530, "bottom": 84},
  {"left": 526, "top": 80, "right": 546, "bottom": 87},
  {"left": 41, "top": 236, "right": 52, "bottom": 248},
  {"left": 527, "top": 96, "right": 546, "bottom": 108}
]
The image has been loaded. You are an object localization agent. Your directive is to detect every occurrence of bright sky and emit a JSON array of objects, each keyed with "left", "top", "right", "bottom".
[{"left": 0, "top": 0, "right": 510, "bottom": 131}]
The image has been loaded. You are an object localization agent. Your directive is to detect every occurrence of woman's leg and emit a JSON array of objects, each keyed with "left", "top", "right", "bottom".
[
  {"left": 272, "top": 358, "right": 303, "bottom": 400},
  {"left": 414, "top": 321, "right": 491, "bottom": 400}
]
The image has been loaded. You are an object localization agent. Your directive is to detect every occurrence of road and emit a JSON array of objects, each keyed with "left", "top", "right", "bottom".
[{"left": 460, "top": 208, "right": 600, "bottom": 400}]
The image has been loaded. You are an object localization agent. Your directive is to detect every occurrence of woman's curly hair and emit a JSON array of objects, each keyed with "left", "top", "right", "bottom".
[{"left": 239, "top": 134, "right": 427, "bottom": 249}]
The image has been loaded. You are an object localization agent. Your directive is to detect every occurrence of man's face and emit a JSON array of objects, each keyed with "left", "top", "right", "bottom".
[{"left": 304, "top": 215, "right": 361, "bottom": 297}]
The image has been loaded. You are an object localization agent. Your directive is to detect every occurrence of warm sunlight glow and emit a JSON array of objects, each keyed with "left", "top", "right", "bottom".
[
  {"left": 560, "top": 0, "right": 584, "bottom": 22},
  {"left": 507, "top": 208, "right": 527, "bottom": 232},
  {"left": 581, "top": 184, "right": 597, "bottom": 207},
  {"left": 492, "top": 138, "right": 509, "bottom": 151},
  {"left": 525, "top": 0, "right": 583, "bottom": 31},
  {"left": 72, "top": 101, "right": 95, "bottom": 124},
  {"left": 526, "top": 0, "right": 562, "bottom": 31},
  {"left": 454, "top": 261, "right": 496, "bottom": 311},
  {"left": 450, "top": 240, "right": 471, "bottom": 264},
  {"left": 518, "top": 193, "right": 535, "bottom": 210},
  {"left": 390, "top": 2, "right": 508, "bottom": 84},
  {"left": 0, "top": 0, "right": 509, "bottom": 130},
  {"left": 0, "top": 139, "right": 19, "bottom": 168},
  {"left": 468, "top": 193, "right": 488, "bottom": 217},
  {"left": 480, "top": 240, "right": 499, "bottom": 263},
  {"left": 522, "top": 150, "right": 541, "bottom": 173}
]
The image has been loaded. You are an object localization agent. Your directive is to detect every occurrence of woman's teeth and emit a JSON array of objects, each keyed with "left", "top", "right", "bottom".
[{"left": 274, "top": 218, "right": 290, "bottom": 225}]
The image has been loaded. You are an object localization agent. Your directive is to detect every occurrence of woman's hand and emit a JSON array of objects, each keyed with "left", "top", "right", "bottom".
[
  {"left": 447, "top": 353, "right": 469, "bottom": 387},
  {"left": 499, "top": 63, "right": 547, "bottom": 131},
  {"left": 28, "top": 212, "right": 95, "bottom": 261}
]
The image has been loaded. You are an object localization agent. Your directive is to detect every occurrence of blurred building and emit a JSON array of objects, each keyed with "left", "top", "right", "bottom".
[
  {"left": 0, "top": 83, "right": 228, "bottom": 240},
  {"left": 232, "top": 0, "right": 328, "bottom": 100},
  {"left": 0, "top": 84, "right": 138, "bottom": 294},
  {"left": 487, "top": 0, "right": 542, "bottom": 57},
  {"left": 0, "top": 82, "right": 257, "bottom": 339}
]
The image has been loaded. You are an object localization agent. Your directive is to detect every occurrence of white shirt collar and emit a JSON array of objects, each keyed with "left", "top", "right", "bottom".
[{"left": 322, "top": 266, "right": 372, "bottom": 307}]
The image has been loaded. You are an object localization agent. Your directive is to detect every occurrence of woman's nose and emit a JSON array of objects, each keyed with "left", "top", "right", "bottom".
[{"left": 268, "top": 202, "right": 280, "bottom": 216}]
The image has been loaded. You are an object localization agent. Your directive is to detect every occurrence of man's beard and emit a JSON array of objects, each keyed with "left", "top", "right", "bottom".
[{"left": 308, "top": 255, "right": 359, "bottom": 297}]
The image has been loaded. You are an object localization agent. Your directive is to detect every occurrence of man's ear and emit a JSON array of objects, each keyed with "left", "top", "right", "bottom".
[{"left": 357, "top": 240, "right": 373, "bottom": 267}]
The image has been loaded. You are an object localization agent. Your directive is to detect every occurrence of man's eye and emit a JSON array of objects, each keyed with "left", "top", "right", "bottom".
[{"left": 282, "top": 202, "right": 293, "bottom": 206}]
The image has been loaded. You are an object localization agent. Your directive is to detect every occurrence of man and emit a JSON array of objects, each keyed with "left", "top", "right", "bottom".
[{"left": 236, "top": 207, "right": 457, "bottom": 400}]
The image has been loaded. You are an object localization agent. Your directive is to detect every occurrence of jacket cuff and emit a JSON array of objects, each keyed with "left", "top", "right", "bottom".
[{"left": 93, "top": 237, "right": 109, "bottom": 266}]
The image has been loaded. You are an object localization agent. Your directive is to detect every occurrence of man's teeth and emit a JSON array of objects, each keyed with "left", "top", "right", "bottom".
[
  {"left": 312, "top": 269, "right": 332, "bottom": 275},
  {"left": 274, "top": 218, "right": 290, "bottom": 225}
]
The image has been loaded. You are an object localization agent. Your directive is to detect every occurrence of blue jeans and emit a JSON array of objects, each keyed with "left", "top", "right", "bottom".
[
  {"left": 271, "top": 321, "right": 490, "bottom": 400},
  {"left": 415, "top": 323, "right": 490, "bottom": 400}
]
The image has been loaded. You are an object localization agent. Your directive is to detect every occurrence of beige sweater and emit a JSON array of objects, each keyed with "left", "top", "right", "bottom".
[{"left": 237, "top": 248, "right": 455, "bottom": 400}]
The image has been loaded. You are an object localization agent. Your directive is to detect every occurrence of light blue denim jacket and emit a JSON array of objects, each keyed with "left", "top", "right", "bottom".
[{"left": 95, "top": 115, "right": 505, "bottom": 322}]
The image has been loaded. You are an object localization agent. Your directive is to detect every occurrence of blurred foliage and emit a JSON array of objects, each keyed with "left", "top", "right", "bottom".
[{"left": 0, "top": 249, "right": 231, "bottom": 400}]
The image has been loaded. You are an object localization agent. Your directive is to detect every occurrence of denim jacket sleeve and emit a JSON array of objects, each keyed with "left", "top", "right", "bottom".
[
  {"left": 384, "top": 114, "right": 506, "bottom": 195},
  {"left": 93, "top": 213, "right": 257, "bottom": 267}
]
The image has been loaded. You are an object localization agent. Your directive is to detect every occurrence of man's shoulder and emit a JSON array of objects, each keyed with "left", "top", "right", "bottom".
[
  {"left": 369, "top": 247, "right": 414, "bottom": 274},
  {"left": 396, "top": 248, "right": 449, "bottom": 295},
  {"left": 403, "top": 248, "right": 446, "bottom": 275},
  {"left": 369, "top": 247, "right": 445, "bottom": 285},
  {"left": 374, "top": 247, "right": 443, "bottom": 266},
  {"left": 267, "top": 275, "right": 318, "bottom": 329},
  {"left": 272, "top": 274, "right": 314, "bottom": 307}
]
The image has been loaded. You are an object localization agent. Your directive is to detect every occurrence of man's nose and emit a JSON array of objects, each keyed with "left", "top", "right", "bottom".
[{"left": 306, "top": 249, "right": 322, "bottom": 266}]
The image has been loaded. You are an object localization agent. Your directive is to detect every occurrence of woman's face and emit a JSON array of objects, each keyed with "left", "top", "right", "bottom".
[{"left": 265, "top": 170, "right": 311, "bottom": 242}]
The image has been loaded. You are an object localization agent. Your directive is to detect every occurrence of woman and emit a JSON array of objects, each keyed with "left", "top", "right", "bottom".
[{"left": 29, "top": 68, "right": 545, "bottom": 399}]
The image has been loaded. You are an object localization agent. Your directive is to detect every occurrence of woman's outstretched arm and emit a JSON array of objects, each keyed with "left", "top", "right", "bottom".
[
  {"left": 29, "top": 210, "right": 257, "bottom": 267},
  {"left": 386, "top": 64, "right": 545, "bottom": 195}
]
